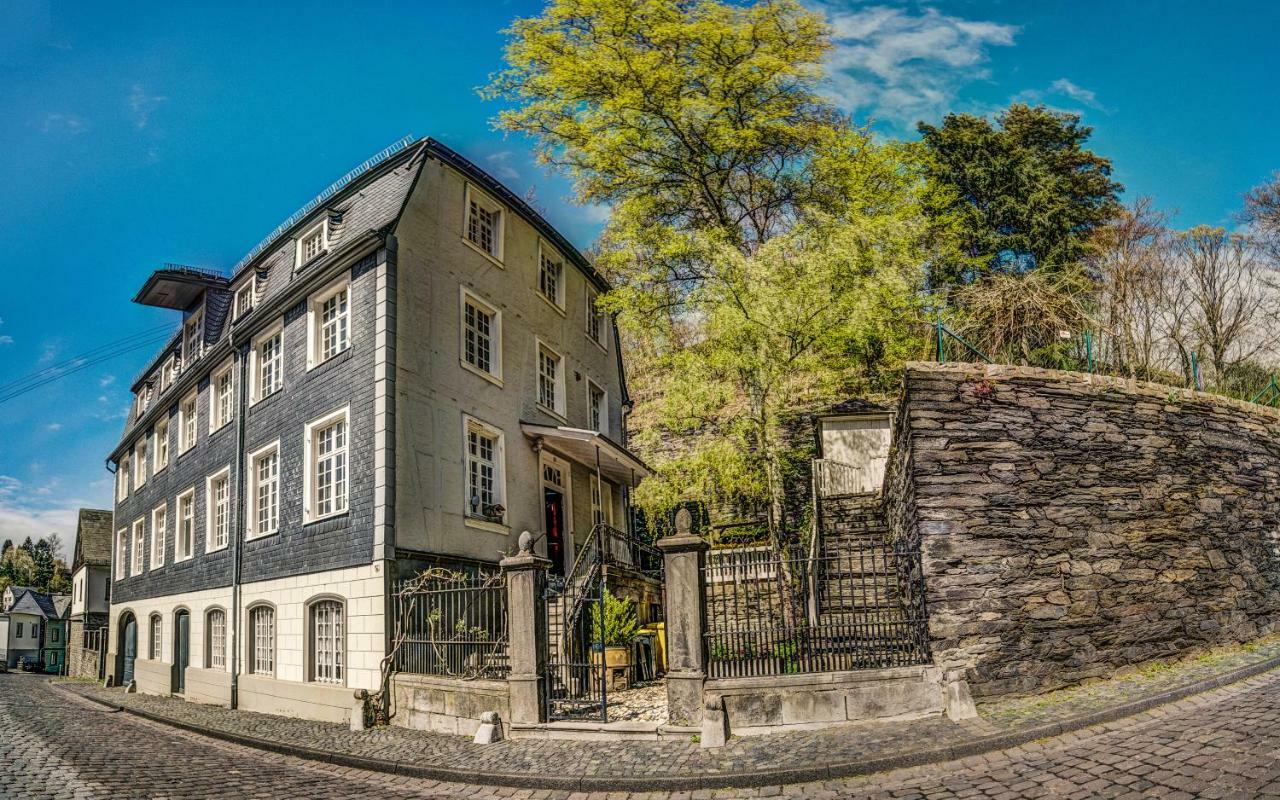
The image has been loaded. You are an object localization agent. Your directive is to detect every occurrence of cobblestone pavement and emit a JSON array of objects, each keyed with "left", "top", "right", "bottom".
[{"left": 9, "top": 668, "right": 1280, "bottom": 798}]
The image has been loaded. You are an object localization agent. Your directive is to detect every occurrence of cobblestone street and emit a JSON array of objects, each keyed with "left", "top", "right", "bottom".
[{"left": 7, "top": 669, "right": 1280, "bottom": 798}]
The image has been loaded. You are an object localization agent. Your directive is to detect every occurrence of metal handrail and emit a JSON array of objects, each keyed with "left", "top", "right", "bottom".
[{"left": 935, "top": 320, "right": 993, "bottom": 364}]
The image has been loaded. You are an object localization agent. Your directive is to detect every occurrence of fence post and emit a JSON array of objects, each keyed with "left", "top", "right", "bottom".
[
  {"left": 501, "top": 532, "right": 551, "bottom": 726},
  {"left": 657, "top": 508, "right": 709, "bottom": 727}
]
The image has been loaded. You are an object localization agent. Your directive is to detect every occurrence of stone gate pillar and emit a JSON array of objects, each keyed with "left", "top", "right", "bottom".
[
  {"left": 657, "top": 509, "right": 709, "bottom": 727},
  {"left": 502, "top": 533, "right": 551, "bottom": 725}
]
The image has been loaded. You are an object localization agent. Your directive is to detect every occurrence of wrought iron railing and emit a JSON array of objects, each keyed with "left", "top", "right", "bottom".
[
  {"left": 703, "top": 542, "right": 930, "bottom": 679},
  {"left": 390, "top": 569, "right": 509, "bottom": 680}
]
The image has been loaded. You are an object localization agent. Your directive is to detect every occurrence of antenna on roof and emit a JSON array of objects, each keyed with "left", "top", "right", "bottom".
[{"left": 230, "top": 134, "right": 416, "bottom": 276}]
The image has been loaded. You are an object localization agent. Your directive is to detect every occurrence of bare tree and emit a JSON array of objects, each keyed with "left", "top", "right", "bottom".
[
  {"left": 1173, "top": 226, "right": 1279, "bottom": 384},
  {"left": 1090, "top": 199, "right": 1174, "bottom": 379},
  {"left": 1243, "top": 172, "right": 1280, "bottom": 265}
]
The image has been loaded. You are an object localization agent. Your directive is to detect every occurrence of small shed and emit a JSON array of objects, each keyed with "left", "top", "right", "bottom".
[{"left": 814, "top": 399, "right": 894, "bottom": 496}]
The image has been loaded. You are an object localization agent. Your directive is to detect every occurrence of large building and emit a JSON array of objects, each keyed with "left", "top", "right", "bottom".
[{"left": 104, "top": 138, "right": 647, "bottom": 722}]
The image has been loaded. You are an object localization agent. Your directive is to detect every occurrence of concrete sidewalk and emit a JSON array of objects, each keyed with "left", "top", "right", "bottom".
[{"left": 58, "top": 638, "right": 1280, "bottom": 792}]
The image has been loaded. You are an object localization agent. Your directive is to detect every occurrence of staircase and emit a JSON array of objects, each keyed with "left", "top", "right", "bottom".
[{"left": 811, "top": 491, "right": 919, "bottom": 668}]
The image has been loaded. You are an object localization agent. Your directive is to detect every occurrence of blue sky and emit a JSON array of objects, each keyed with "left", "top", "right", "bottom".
[{"left": 2, "top": 0, "right": 1278, "bottom": 555}]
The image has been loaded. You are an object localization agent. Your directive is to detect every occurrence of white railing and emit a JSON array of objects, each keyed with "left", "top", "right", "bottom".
[{"left": 813, "top": 459, "right": 867, "bottom": 497}]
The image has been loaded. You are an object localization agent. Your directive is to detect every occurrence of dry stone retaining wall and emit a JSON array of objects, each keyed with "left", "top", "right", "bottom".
[{"left": 892, "top": 362, "right": 1280, "bottom": 699}]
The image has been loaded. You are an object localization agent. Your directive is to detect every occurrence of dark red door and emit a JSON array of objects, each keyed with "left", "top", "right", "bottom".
[{"left": 545, "top": 489, "right": 565, "bottom": 576}]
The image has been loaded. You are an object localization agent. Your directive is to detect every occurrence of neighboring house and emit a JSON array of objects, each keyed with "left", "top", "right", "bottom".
[
  {"left": 0, "top": 587, "right": 70, "bottom": 671},
  {"left": 68, "top": 508, "right": 114, "bottom": 679},
  {"left": 104, "top": 137, "right": 648, "bottom": 723}
]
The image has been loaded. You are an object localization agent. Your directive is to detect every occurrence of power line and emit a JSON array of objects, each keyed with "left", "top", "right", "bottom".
[
  {"left": 0, "top": 328, "right": 178, "bottom": 406},
  {"left": 0, "top": 324, "right": 175, "bottom": 395}
]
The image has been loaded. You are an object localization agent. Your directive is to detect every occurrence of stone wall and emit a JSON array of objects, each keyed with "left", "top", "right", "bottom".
[
  {"left": 895, "top": 362, "right": 1280, "bottom": 699},
  {"left": 391, "top": 674, "right": 510, "bottom": 737}
]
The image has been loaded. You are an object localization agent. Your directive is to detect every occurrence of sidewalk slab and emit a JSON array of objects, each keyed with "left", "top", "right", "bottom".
[{"left": 57, "top": 636, "right": 1280, "bottom": 791}]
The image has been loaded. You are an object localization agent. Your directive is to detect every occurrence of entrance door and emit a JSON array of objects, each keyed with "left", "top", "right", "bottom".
[
  {"left": 174, "top": 611, "right": 190, "bottom": 694},
  {"left": 121, "top": 617, "right": 137, "bottom": 684},
  {"left": 545, "top": 489, "right": 566, "bottom": 577}
]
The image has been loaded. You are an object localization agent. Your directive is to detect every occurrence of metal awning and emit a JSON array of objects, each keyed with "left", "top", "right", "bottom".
[{"left": 520, "top": 424, "right": 651, "bottom": 487}]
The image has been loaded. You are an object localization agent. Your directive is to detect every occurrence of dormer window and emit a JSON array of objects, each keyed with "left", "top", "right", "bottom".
[
  {"left": 184, "top": 309, "right": 204, "bottom": 364},
  {"left": 296, "top": 220, "right": 327, "bottom": 267},
  {"left": 234, "top": 281, "right": 256, "bottom": 320},
  {"left": 159, "top": 357, "right": 174, "bottom": 392}
]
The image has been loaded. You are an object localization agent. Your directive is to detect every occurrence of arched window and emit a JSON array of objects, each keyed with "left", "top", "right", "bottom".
[
  {"left": 308, "top": 599, "right": 344, "bottom": 685},
  {"left": 248, "top": 605, "right": 274, "bottom": 676},
  {"left": 206, "top": 608, "right": 227, "bottom": 670},
  {"left": 149, "top": 614, "right": 162, "bottom": 660}
]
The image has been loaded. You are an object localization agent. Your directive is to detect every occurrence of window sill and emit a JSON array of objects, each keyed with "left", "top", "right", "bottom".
[
  {"left": 537, "top": 292, "right": 567, "bottom": 317},
  {"left": 245, "top": 528, "right": 279, "bottom": 543},
  {"left": 462, "top": 237, "right": 504, "bottom": 268},
  {"left": 460, "top": 359, "right": 503, "bottom": 387},
  {"left": 537, "top": 403, "right": 568, "bottom": 424},
  {"left": 305, "top": 346, "right": 353, "bottom": 376},
  {"left": 586, "top": 332, "right": 608, "bottom": 354},
  {"left": 296, "top": 249, "right": 329, "bottom": 273},
  {"left": 209, "top": 420, "right": 233, "bottom": 438},
  {"left": 177, "top": 445, "right": 198, "bottom": 460},
  {"left": 249, "top": 388, "right": 283, "bottom": 411},
  {"left": 304, "top": 509, "right": 350, "bottom": 527},
  {"left": 205, "top": 544, "right": 229, "bottom": 555},
  {"left": 464, "top": 516, "right": 510, "bottom": 535}
]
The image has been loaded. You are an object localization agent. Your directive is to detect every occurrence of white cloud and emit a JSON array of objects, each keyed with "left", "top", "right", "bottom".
[
  {"left": 1013, "top": 78, "right": 1107, "bottom": 113},
  {"left": 38, "top": 341, "right": 59, "bottom": 364},
  {"left": 98, "top": 374, "right": 115, "bottom": 388},
  {"left": 45, "top": 423, "right": 62, "bottom": 432},
  {"left": 485, "top": 151, "right": 521, "bottom": 181},
  {"left": 819, "top": 4, "right": 1017, "bottom": 128},
  {"left": 0, "top": 335, "right": 13, "bottom": 346},
  {"left": 1049, "top": 79, "right": 1102, "bottom": 109},
  {"left": 0, "top": 476, "right": 82, "bottom": 559},
  {"left": 129, "top": 83, "right": 168, "bottom": 130},
  {"left": 41, "top": 112, "right": 86, "bottom": 134},
  {"left": 579, "top": 202, "right": 614, "bottom": 226}
]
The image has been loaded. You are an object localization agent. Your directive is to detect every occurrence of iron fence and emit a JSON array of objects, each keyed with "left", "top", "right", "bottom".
[
  {"left": 391, "top": 569, "right": 509, "bottom": 679},
  {"left": 703, "top": 541, "right": 930, "bottom": 679}
]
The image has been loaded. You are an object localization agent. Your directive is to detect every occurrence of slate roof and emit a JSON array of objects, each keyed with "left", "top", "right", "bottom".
[
  {"left": 821, "top": 398, "right": 893, "bottom": 417},
  {"left": 52, "top": 595, "right": 71, "bottom": 619},
  {"left": 6, "top": 589, "right": 71, "bottom": 620},
  {"left": 73, "top": 508, "right": 113, "bottom": 571}
]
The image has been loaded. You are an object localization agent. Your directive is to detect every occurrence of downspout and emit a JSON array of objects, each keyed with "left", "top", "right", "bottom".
[{"left": 228, "top": 329, "right": 249, "bottom": 709}]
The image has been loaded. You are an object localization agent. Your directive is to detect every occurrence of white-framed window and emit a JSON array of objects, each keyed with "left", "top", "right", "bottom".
[
  {"left": 586, "top": 287, "right": 606, "bottom": 347},
  {"left": 234, "top": 281, "right": 255, "bottom": 320},
  {"left": 116, "top": 455, "right": 129, "bottom": 502},
  {"left": 250, "top": 322, "right": 283, "bottom": 404},
  {"left": 459, "top": 287, "right": 502, "bottom": 383},
  {"left": 179, "top": 389, "right": 198, "bottom": 454},
  {"left": 149, "top": 614, "right": 162, "bottom": 660},
  {"left": 464, "top": 416, "right": 505, "bottom": 525},
  {"left": 159, "top": 356, "right": 174, "bottom": 391},
  {"left": 592, "top": 480, "right": 615, "bottom": 526},
  {"left": 134, "top": 439, "right": 147, "bottom": 487},
  {"left": 307, "top": 278, "right": 350, "bottom": 369},
  {"left": 206, "top": 608, "right": 227, "bottom": 670},
  {"left": 464, "top": 184, "right": 504, "bottom": 261},
  {"left": 309, "top": 599, "right": 345, "bottom": 685},
  {"left": 588, "top": 380, "right": 607, "bottom": 435},
  {"left": 151, "top": 503, "right": 167, "bottom": 569},
  {"left": 131, "top": 518, "right": 145, "bottom": 577},
  {"left": 211, "top": 361, "right": 234, "bottom": 433},
  {"left": 304, "top": 408, "right": 349, "bottom": 523},
  {"left": 176, "top": 488, "right": 195, "bottom": 562},
  {"left": 184, "top": 309, "right": 204, "bottom": 364},
  {"left": 206, "top": 467, "right": 230, "bottom": 552},
  {"left": 246, "top": 441, "right": 280, "bottom": 539},
  {"left": 116, "top": 528, "right": 127, "bottom": 580},
  {"left": 296, "top": 219, "right": 328, "bottom": 267},
  {"left": 249, "top": 605, "right": 275, "bottom": 676},
  {"left": 154, "top": 416, "right": 169, "bottom": 473},
  {"left": 536, "top": 340, "right": 565, "bottom": 418},
  {"left": 538, "top": 244, "right": 564, "bottom": 309}
]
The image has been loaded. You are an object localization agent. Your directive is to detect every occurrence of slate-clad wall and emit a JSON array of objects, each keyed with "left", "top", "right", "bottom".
[
  {"left": 113, "top": 253, "right": 380, "bottom": 604},
  {"left": 895, "top": 362, "right": 1280, "bottom": 699}
]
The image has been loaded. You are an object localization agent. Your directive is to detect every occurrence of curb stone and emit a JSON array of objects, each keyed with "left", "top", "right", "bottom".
[{"left": 56, "top": 653, "right": 1280, "bottom": 792}]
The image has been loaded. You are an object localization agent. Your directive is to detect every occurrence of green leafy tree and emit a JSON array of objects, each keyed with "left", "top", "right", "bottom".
[
  {"left": 487, "top": 0, "right": 940, "bottom": 539},
  {"left": 918, "top": 103, "right": 1122, "bottom": 286}
]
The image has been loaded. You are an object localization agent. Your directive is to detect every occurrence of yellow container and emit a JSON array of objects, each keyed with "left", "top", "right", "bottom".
[{"left": 642, "top": 622, "right": 667, "bottom": 674}]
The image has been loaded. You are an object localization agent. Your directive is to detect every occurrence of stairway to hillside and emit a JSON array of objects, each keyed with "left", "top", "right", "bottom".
[{"left": 813, "top": 493, "right": 915, "bottom": 662}]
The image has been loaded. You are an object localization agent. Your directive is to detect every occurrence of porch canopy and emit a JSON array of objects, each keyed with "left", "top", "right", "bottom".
[{"left": 520, "top": 424, "right": 651, "bottom": 488}]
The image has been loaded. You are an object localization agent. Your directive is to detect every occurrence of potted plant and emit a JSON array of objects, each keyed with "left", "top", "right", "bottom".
[{"left": 590, "top": 589, "right": 639, "bottom": 688}]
